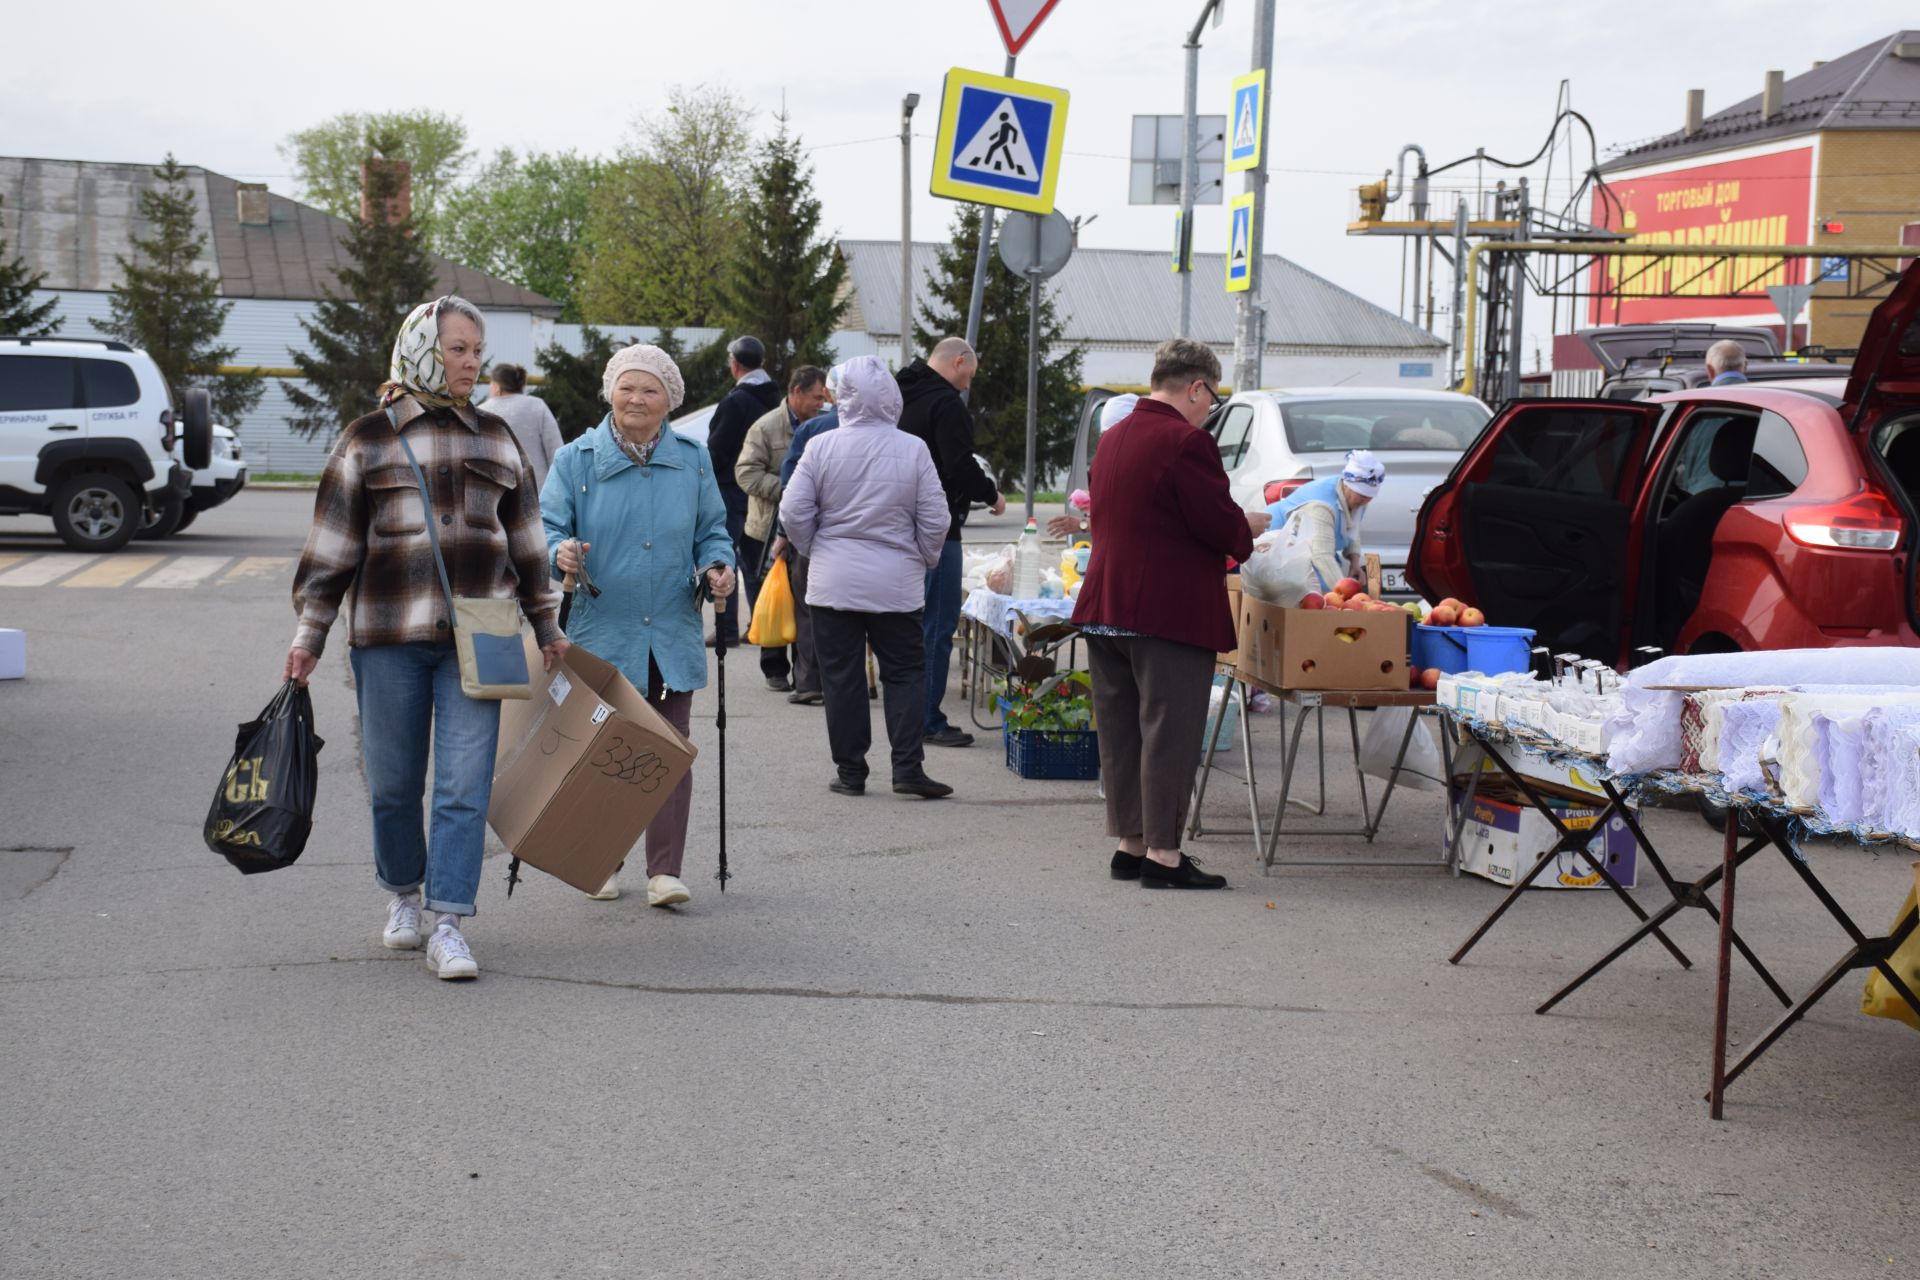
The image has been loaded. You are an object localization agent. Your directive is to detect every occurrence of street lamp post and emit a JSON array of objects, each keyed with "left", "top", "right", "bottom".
[
  {"left": 900, "top": 92, "right": 920, "bottom": 369},
  {"left": 1179, "top": 0, "right": 1226, "bottom": 340}
]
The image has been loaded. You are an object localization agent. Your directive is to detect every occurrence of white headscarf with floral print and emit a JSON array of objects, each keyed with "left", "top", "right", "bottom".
[{"left": 379, "top": 297, "right": 474, "bottom": 411}]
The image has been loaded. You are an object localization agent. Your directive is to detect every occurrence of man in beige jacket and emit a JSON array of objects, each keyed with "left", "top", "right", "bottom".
[{"left": 737, "top": 365, "right": 830, "bottom": 690}]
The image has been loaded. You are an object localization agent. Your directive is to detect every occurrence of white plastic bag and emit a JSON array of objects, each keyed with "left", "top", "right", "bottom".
[
  {"left": 1238, "top": 510, "right": 1323, "bottom": 605},
  {"left": 1358, "top": 707, "right": 1444, "bottom": 792}
]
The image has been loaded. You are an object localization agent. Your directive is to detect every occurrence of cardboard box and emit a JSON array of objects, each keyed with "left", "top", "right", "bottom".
[
  {"left": 489, "top": 635, "right": 698, "bottom": 893},
  {"left": 1219, "top": 577, "right": 1243, "bottom": 668},
  {"left": 1444, "top": 782, "right": 1639, "bottom": 889},
  {"left": 0, "top": 628, "right": 22, "bottom": 680},
  {"left": 1234, "top": 595, "right": 1409, "bottom": 692}
]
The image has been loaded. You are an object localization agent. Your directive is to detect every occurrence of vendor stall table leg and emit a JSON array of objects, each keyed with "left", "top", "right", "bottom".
[
  {"left": 1261, "top": 691, "right": 1454, "bottom": 872},
  {"left": 1189, "top": 672, "right": 1265, "bottom": 851},
  {"left": 1706, "top": 806, "right": 1920, "bottom": 1117},
  {"left": 1445, "top": 718, "right": 1691, "bottom": 969}
]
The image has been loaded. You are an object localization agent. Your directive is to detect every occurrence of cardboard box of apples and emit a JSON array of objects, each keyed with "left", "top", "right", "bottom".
[{"left": 1236, "top": 576, "right": 1411, "bottom": 693}]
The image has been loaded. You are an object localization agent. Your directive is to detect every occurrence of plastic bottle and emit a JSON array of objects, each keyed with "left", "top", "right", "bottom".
[{"left": 1012, "top": 518, "right": 1043, "bottom": 599}]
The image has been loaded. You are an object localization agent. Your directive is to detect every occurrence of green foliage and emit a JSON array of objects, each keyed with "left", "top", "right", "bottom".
[
  {"left": 914, "top": 206, "right": 1085, "bottom": 492},
  {"left": 717, "top": 116, "right": 846, "bottom": 382},
  {"left": 576, "top": 86, "right": 750, "bottom": 327},
  {"left": 282, "top": 159, "right": 439, "bottom": 441},
  {"left": 1003, "top": 670, "right": 1094, "bottom": 736},
  {"left": 0, "top": 194, "right": 60, "bottom": 336},
  {"left": 93, "top": 155, "right": 260, "bottom": 422},
  {"left": 279, "top": 110, "right": 471, "bottom": 245},
  {"left": 438, "top": 149, "right": 602, "bottom": 319}
]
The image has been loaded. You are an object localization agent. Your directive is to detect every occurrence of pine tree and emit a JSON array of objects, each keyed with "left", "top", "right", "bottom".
[
  {"left": 718, "top": 116, "right": 847, "bottom": 382},
  {"left": 283, "top": 153, "right": 439, "bottom": 441},
  {"left": 914, "top": 206, "right": 1085, "bottom": 492},
  {"left": 93, "top": 156, "right": 260, "bottom": 421},
  {"left": 0, "top": 194, "right": 61, "bottom": 336}
]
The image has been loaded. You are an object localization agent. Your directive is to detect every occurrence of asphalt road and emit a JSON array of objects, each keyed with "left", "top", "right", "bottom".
[{"left": 2, "top": 490, "right": 1917, "bottom": 1279}]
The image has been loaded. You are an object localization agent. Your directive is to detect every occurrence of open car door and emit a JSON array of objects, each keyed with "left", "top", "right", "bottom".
[{"left": 1409, "top": 399, "right": 1663, "bottom": 662}]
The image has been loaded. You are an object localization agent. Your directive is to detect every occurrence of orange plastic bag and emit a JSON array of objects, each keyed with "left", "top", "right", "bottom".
[
  {"left": 1860, "top": 864, "right": 1920, "bottom": 1032},
  {"left": 747, "top": 556, "right": 797, "bottom": 647}
]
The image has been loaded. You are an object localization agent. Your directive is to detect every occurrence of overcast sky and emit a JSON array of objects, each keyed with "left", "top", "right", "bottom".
[{"left": 7, "top": 0, "right": 1912, "bottom": 355}]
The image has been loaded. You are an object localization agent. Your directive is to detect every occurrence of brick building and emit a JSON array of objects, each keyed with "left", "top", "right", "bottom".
[{"left": 1590, "top": 30, "right": 1920, "bottom": 349}]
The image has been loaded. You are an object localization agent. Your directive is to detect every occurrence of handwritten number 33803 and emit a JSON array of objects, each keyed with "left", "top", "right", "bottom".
[{"left": 590, "top": 736, "right": 669, "bottom": 791}]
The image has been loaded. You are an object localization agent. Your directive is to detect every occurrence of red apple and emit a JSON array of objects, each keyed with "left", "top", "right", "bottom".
[
  {"left": 1409, "top": 666, "right": 1423, "bottom": 689},
  {"left": 1428, "top": 604, "right": 1459, "bottom": 627},
  {"left": 1438, "top": 597, "right": 1463, "bottom": 613},
  {"left": 1458, "top": 607, "right": 1486, "bottom": 628},
  {"left": 1325, "top": 591, "right": 1346, "bottom": 609},
  {"left": 1334, "top": 577, "right": 1365, "bottom": 598},
  {"left": 1420, "top": 667, "right": 1442, "bottom": 690},
  {"left": 1299, "top": 592, "right": 1326, "bottom": 610}
]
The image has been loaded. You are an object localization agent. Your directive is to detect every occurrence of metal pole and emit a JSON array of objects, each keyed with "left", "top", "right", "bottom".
[
  {"left": 1178, "top": 2, "right": 1220, "bottom": 338},
  {"left": 1448, "top": 200, "right": 1467, "bottom": 389},
  {"left": 900, "top": 94, "right": 918, "bottom": 369},
  {"left": 1232, "top": 0, "right": 1275, "bottom": 394},
  {"left": 1505, "top": 177, "right": 1530, "bottom": 403},
  {"left": 1024, "top": 223, "right": 1041, "bottom": 521},
  {"left": 962, "top": 54, "right": 1017, "bottom": 401}
]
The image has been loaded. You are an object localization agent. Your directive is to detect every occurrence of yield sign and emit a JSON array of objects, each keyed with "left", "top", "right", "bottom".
[{"left": 988, "top": 0, "right": 1063, "bottom": 55}]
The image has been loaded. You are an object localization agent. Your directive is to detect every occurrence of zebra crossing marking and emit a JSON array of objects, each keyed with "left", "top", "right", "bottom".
[
  {"left": 61, "top": 556, "right": 165, "bottom": 588},
  {"left": 136, "top": 556, "right": 233, "bottom": 589}
]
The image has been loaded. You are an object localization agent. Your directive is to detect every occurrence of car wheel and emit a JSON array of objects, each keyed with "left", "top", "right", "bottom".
[
  {"left": 138, "top": 489, "right": 187, "bottom": 540},
  {"left": 180, "top": 388, "right": 213, "bottom": 470},
  {"left": 174, "top": 508, "right": 199, "bottom": 533},
  {"left": 51, "top": 472, "right": 141, "bottom": 553}
]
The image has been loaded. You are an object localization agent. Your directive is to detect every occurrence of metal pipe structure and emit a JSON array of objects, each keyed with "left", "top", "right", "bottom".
[
  {"left": 1456, "top": 241, "right": 1917, "bottom": 398},
  {"left": 1177, "top": 0, "right": 1225, "bottom": 339},
  {"left": 900, "top": 93, "right": 919, "bottom": 370},
  {"left": 1447, "top": 199, "right": 1468, "bottom": 386},
  {"left": 1231, "top": 0, "right": 1276, "bottom": 394},
  {"left": 961, "top": 55, "right": 1018, "bottom": 403}
]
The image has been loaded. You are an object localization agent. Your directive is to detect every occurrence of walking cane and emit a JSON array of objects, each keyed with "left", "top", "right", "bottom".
[{"left": 701, "top": 561, "right": 733, "bottom": 892}]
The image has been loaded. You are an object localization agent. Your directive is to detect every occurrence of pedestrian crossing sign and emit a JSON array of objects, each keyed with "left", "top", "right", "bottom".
[
  {"left": 1225, "top": 193, "right": 1254, "bottom": 293},
  {"left": 930, "top": 67, "right": 1071, "bottom": 215},
  {"left": 1226, "top": 69, "right": 1266, "bottom": 173}
]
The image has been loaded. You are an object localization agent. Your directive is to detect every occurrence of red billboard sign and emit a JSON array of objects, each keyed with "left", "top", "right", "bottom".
[{"left": 1587, "top": 146, "right": 1814, "bottom": 324}]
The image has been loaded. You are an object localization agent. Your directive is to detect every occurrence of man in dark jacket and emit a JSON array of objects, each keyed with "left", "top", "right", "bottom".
[
  {"left": 705, "top": 335, "right": 786, "bottom": 645},
  {"left": 896, "top": 337, "right": 1003, "bottom": 748}
]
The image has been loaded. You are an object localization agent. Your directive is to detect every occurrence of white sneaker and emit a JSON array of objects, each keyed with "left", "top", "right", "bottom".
[
  {"left": 589, "top": 873, "right": 621, "bottom": 901},
  {"left": 647, "top": 874, "right": 691, "bottom": 908},
  {"left": 382, "top": 895, "right": 423, "bottom": 950},
  {"left": 425, "top": 922, "right": 479, "bottom": 980}
]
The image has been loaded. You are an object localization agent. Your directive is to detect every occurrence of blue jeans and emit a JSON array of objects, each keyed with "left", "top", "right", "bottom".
[
  {"left": 350, "top": 642, "right": 502, "bottom": 916},
  {"left": 922, "top": 538, "right": 964, "bottom": 733}
]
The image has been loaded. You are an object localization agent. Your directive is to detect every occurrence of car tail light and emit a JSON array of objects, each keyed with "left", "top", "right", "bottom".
[
  {"left": 1785, "top": 486, "right": 1905, "bottom": 551},
  {"left": 1263, "top": 477, "right": 1309, "bottom": 505}
]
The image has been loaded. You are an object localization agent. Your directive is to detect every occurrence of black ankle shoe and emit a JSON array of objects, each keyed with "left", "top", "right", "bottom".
[
  {"left": 1110, "top": 850, "right": 1145, "bottom": 880},
  {"left": 1139, "top": 853, "right": 1227, "bottom": 890},
  {"left": 829, "top": 777, "right": 866, "bottom": 796},
  {"left": 892, "top": 774, "right": 953, "bottom": 799}
]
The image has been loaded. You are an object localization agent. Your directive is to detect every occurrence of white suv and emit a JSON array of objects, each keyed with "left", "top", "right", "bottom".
[{"left": 0, "top": 337, "right": 208, "bottom": 551}]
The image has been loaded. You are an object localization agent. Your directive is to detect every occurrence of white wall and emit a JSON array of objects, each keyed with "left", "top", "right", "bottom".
[{"left": 31, "top": 290, "right": 553, "bottom": 474}]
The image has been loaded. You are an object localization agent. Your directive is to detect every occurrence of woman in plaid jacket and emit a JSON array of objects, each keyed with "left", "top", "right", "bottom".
[{"left": 286, "top": 296, "right": 568, "bottom": 981}]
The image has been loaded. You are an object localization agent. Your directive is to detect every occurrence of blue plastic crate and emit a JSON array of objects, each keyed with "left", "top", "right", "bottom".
[
  {"left": 1004, "top": 728, "right": 1101, "bottom": 780},
  {"left": 1412, "top": 623, "right": 1537, "bottom": 676}
]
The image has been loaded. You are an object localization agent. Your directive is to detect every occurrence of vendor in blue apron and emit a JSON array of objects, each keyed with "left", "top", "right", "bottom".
[{"left": 1265, "top": 449, "right": 1386, "bottom": 593}]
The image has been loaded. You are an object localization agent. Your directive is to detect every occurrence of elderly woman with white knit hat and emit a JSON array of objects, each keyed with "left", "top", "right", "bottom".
[
  {"left": 541, "top": 343, "right": 736, "bottom": 907},
  {"left": 1265, "top": 448, "right": 1388, "bottom": 595}
]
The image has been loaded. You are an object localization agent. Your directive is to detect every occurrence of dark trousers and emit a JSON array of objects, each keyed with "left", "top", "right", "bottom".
[
  {"left": 921, "top": 538, "right": 963, "bottom": 733},
  {"left": 717, "top": 502, "right": 752, "bottom": 643},
  {"left": 740, "top": 532, "right": 790, "bottom": 680},
  {"left": 790, "top": 553, "right": 819, "bottom": 694},
  {"left": 1085, "top": 633, "right": 1216, "bottom": 850},
  {"left": 814, "top": 606, "right": 926, "bottom": 784}
]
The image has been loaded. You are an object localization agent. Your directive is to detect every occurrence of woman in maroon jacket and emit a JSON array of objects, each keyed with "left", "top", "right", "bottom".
[{"left": 1071, "top": 339, "right": 1268, "bottom": 888}]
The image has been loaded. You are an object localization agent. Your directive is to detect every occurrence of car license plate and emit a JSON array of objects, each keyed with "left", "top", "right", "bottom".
[{"left": 1382, "top": 567, "right": 1409, "bottom": 594}]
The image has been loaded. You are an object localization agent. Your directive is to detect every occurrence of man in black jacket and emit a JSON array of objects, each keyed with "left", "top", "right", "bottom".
[
  {"left": 705, "top": 336, "right": 786, "bottom": 645},
  {"left": 896, "top": 337, "right": 1003, "bottom": 748}
]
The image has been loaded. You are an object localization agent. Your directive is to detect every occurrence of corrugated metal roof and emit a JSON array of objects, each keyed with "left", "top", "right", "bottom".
[
  {"left": 1, "top": 155, "right": 559, "bottom": 313},
  {"left": 1602, "top": 30, "right": 1920, "bottom": 172},
  {"left": 839, "top": 239, "right": 1442, "bottom": 352}
]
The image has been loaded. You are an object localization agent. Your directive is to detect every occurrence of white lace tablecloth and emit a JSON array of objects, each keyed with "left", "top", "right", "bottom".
[{"left": 962, "top": 588, "right": 1076, "bottom": 640}]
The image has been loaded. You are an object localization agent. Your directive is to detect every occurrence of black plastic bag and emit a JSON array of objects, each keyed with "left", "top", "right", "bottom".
[{"left": 205, "top": 680, "right": 325, "bottom": 874}]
